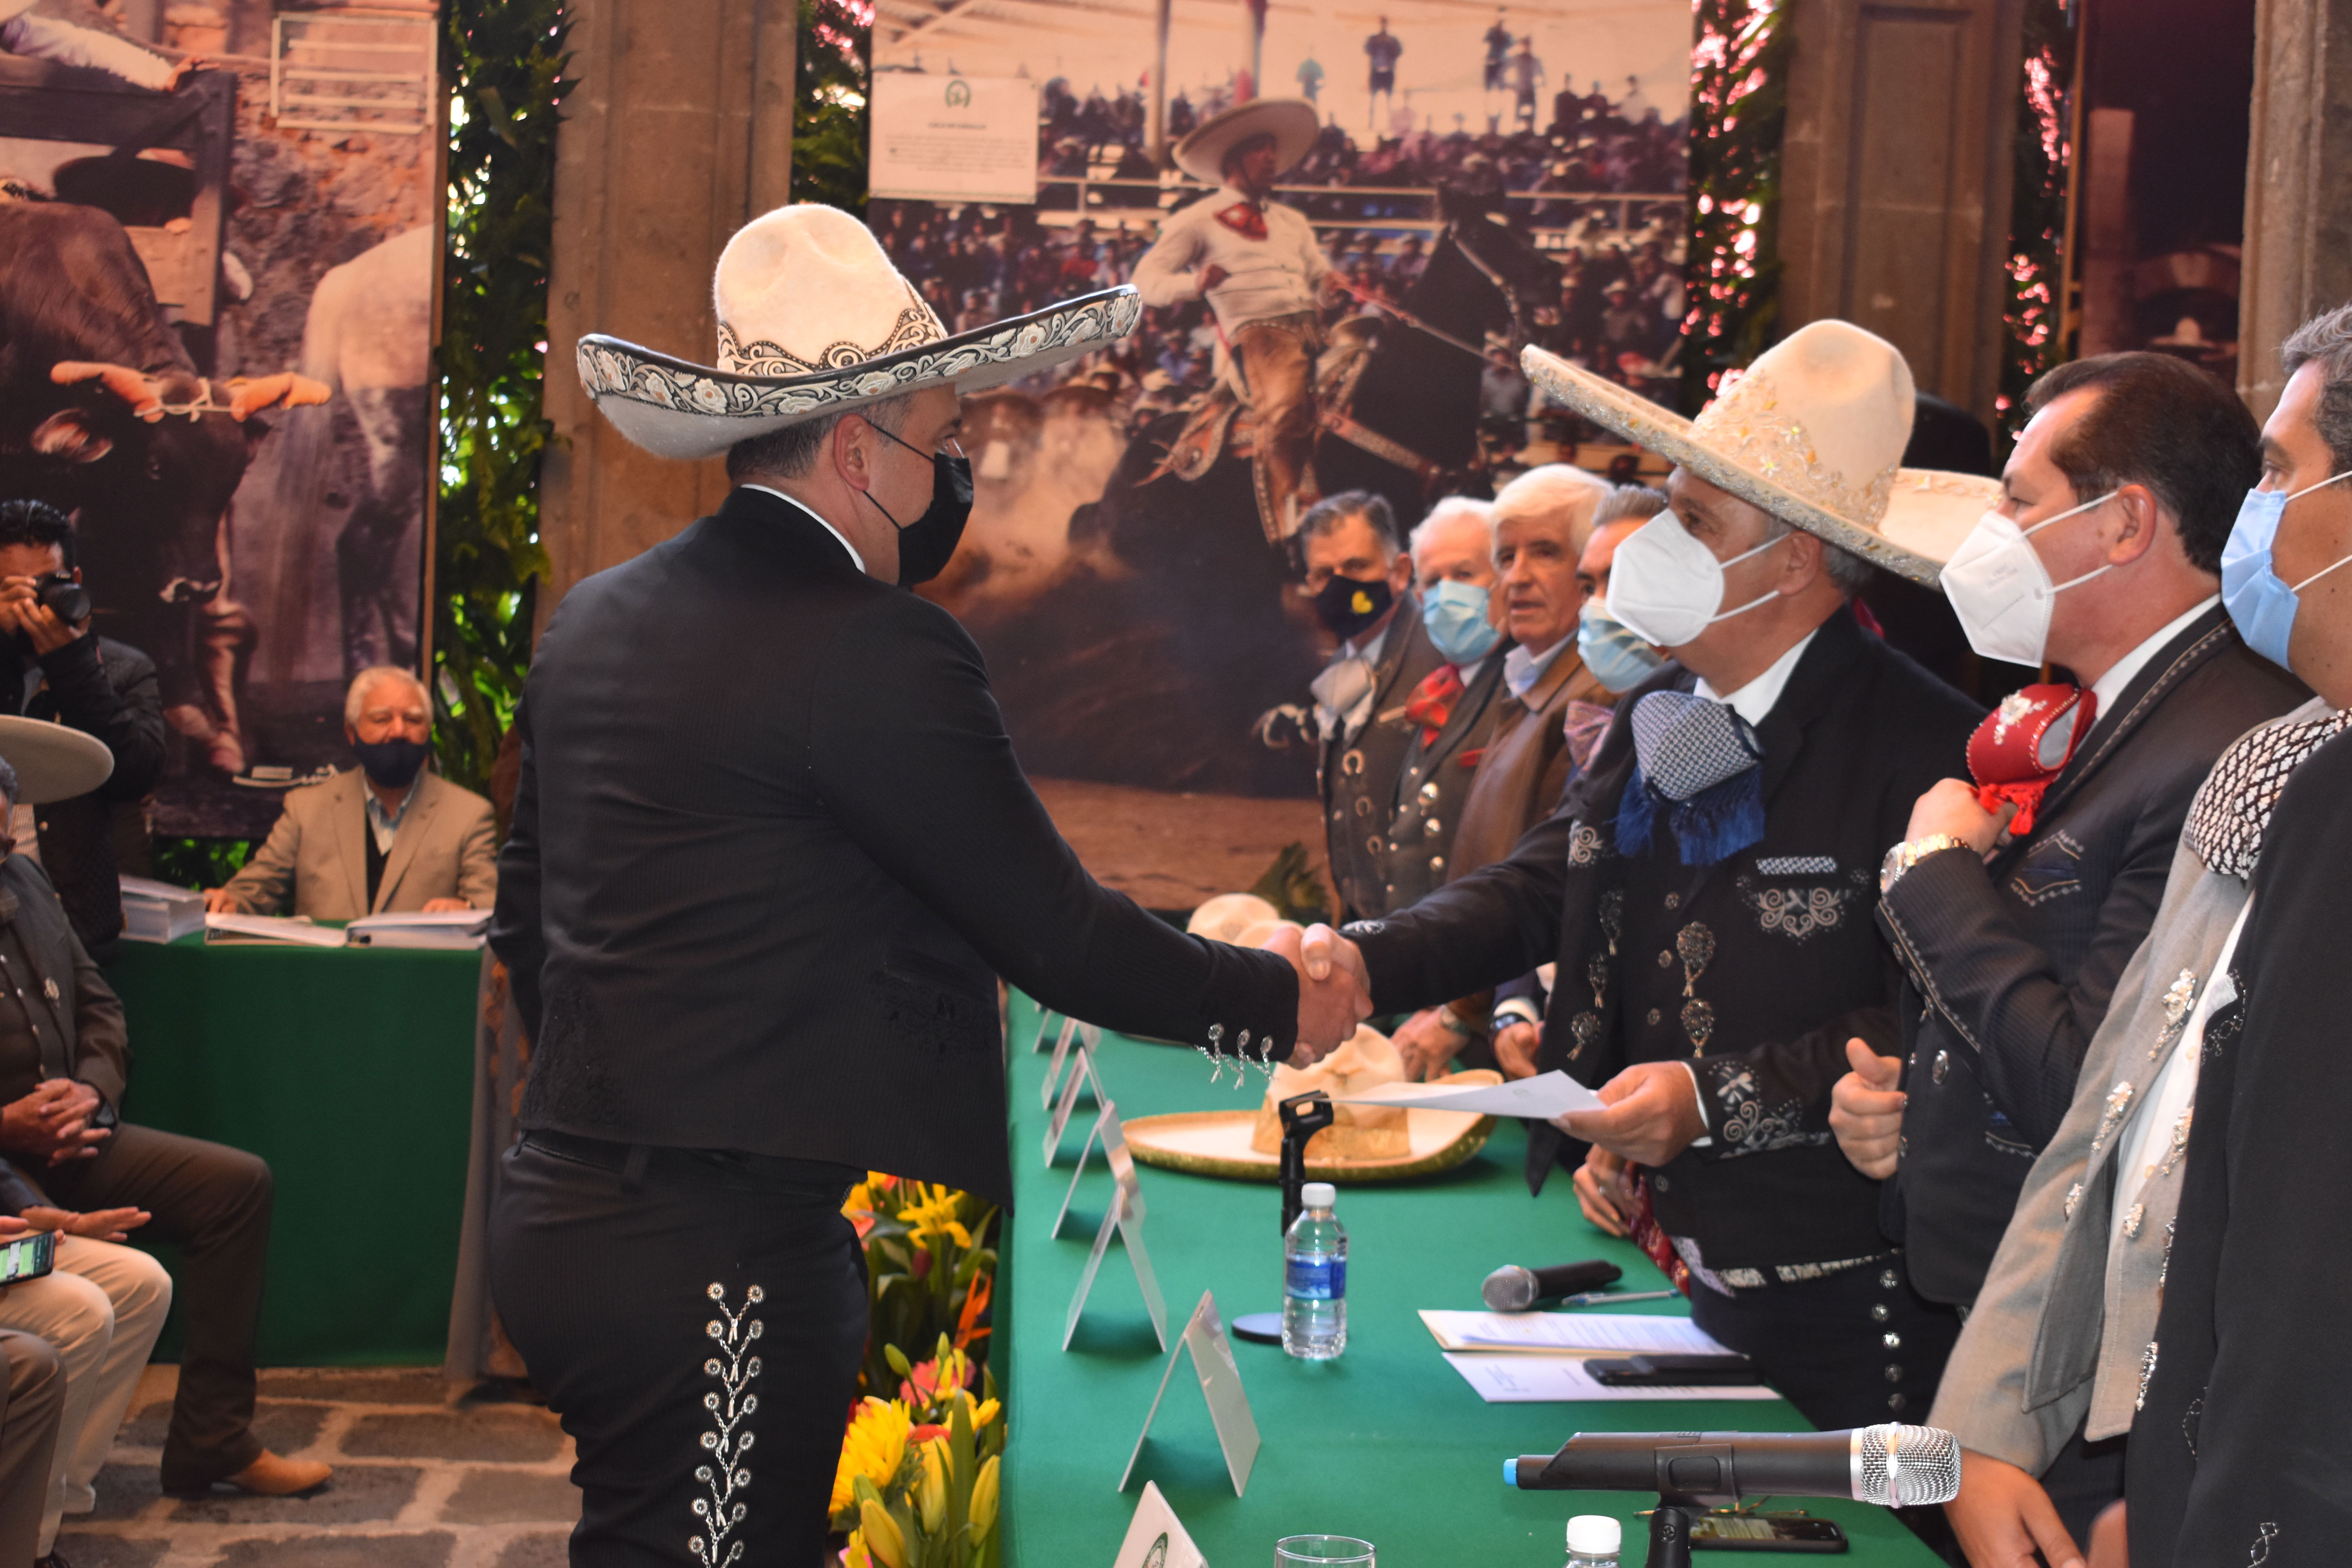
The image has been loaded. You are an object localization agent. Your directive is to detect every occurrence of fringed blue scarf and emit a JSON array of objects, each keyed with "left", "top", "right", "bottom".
[{"left": 1615, "top": 689, "right": 1766, "bottom": 867}]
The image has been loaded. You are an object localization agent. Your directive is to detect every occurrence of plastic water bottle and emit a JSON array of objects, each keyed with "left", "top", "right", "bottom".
[
  {"left": 1565, "top": 1515, "right": 1621, "bottom": 1568},
  {"left": 1282, "top": 1181, "right": 1347, "bottom": 1359}
]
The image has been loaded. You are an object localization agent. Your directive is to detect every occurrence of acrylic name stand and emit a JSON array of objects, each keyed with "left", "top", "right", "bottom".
[
  {"left": 1119, "top": 1290, "right": 1261, "bottom": 1495},
  {"left": 1062, "top": 1111, "right": 1170, "bottom": 1352}
]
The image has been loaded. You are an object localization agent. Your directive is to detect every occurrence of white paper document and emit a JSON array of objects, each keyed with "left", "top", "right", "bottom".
[
  {"left": 1419, "top": 1310, "right": 1733, "bottom": 1356},
  {"left": 1331, "top": 1069, "right": 1607, "bottom": 1119},
  {"left": 203, "top": 913, "right": 348, "bottom": 948},
  {"left": 1443, "top": 1352, "right": 1781, "bottom": 1403}
]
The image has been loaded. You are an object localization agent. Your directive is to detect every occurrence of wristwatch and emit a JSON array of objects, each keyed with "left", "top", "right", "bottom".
[{"left": 1879, "top": 833, "right": 1971, "bottom": 895}]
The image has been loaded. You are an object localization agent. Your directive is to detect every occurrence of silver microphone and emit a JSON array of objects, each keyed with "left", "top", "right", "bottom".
[{"left": 1508, "top": 1425, "right": 1961, "bottom": 1508}]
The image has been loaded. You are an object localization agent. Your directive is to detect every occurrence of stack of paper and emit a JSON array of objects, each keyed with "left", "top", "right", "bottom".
[
  {"left": 345, "top": 909, "right": 491, "bottom": 949},
  {"left": 203, "top": 912, "right": 348, "bottom": 948},
  {"left": 1419, "top": 1312, "right": 1779, "bottom": 1404},
  {"left": 118, "top": 877, "right": 204, "bottom": 944}
]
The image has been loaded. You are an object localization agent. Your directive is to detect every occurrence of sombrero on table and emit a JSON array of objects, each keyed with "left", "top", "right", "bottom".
[
  {"left": 1171, "top": 98, "right": 1319, "bottom": 185},
  {"left": 1521, "top": 320, "right": 2000, "bottom": 585},
  {"left": 0, "top": 717, "right": 113, "bottom": 805},
  {"left": 576, "top": 203, "right": 1142, "bottom": 461}
]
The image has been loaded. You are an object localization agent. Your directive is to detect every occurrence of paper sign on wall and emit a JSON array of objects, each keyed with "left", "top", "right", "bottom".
[
  {"left": 869, "top": 73, "right": 1039, "bottom": 204},
  {"left": 1111, "top": 1481, "right": 1209, "bottom": 1568},
  {"left": 1120, "top": 1290, "right": 1261, "bottom": 1496},
  {"left": 1065, "top": 1117, "right": 1168, "bottom": 1352}
]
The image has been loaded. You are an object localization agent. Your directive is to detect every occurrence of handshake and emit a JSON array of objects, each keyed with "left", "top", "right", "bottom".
[{"left": 1257, "top": 924, "right": 1374, "bottom": 1067}]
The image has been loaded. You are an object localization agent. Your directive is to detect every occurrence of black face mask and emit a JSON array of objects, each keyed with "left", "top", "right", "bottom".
[
  {"left": 860, "top": 425, "right": 976, "bottom": 588},
  {"left": 1312, "top": 573, "right": 1395, "bottom": 639},
  {"left": 351, "top": 737, "right": 429, "bottom": 789}
]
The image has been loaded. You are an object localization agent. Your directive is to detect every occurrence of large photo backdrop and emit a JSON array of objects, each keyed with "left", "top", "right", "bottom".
[
  {"left": 0, "top": 3, "right": 436, "bottom": 838},
  {"left": 865, "top": 0, "right": 1691, "bottom": 898}
]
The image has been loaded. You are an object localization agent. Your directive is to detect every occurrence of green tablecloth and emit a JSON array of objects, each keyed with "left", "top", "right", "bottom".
[
  {"left": 105, "top": 936, "right": 482, "bottom": 1366},
  {"left": 1000, "top": 993, "right": 1944, "bottom": 1567}
]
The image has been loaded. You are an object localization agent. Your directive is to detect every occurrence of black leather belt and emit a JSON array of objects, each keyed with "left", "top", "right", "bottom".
[{"left": 520, "top": 1129, "right": 860, "bottom": 1196}]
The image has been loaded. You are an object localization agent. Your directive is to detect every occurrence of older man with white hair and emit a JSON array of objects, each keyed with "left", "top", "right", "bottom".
[{"left": 207, "top": 665, "right": 497, "bottom": 920}]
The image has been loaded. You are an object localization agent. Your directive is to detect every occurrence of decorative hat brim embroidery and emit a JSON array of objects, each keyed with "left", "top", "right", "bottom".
[
  {"left": 579, "top": 288, "right": 1143, "bottom": 460},
  {"left": 1520, "top": 345, "right": 1984, "bottom": 588}
]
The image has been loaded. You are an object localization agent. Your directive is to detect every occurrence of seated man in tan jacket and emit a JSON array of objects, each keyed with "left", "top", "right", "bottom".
[{"left": 206, "top": 667, "right": 497, "bottom": 919}]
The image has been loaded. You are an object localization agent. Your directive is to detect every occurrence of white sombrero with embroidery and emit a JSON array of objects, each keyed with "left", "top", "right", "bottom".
[
  {"left": 1521, "top": 321, "right": 2000, "bottom": 585},
  {"left": 576, "top": 203, "right": 1142, "bottom": 460},
  {"left": 1172, "top": 98, "right": 1319, "bottom": 186}
]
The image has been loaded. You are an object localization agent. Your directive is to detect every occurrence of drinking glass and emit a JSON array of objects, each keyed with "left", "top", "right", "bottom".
[{"left": 1274, "top": 1536, "right": 1375, "bottom": 1567}]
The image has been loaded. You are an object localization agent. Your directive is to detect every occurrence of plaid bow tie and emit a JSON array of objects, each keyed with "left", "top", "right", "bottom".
[
  {"left": 2183, "top": 707, "right": 2352, "bottom": 879},
  {"left": 1214, "top": 201, "right": 1269, "bottom": 241},
  {"left": 1616, "top": 689, "right": 1766, "bottom": 867},
  {"left": 1403, "top": 664, "right": 1466, "bottom": 746}
]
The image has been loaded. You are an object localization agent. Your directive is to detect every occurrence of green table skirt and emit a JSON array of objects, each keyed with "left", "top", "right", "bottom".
[
  {"left": 999, "top": 993, "right": 1945, "bottom": 1567},
  {"left": 106, "top": 936, "right": 481, "bottom": 1365}
]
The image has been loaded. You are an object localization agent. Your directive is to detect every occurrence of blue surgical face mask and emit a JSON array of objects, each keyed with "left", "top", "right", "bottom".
[
  {"left": 1419, "top": 577, "right": 1504, "bottom": 665},
  {"left": 1577, "top": 601, "right": 1665, "bottom": 693},
  {"left": 2220, "top": 468, "right": 2352, "bottom": 670}
]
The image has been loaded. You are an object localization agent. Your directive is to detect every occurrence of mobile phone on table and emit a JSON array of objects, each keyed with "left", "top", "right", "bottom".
[
  {"left": 0, "top": 1231, "right": 55, "bottom": 1285},
  {"left": 1688, "top": 1514, "right": 1847, "bottom": 1551},
  {"left": 1588, "top": 1353, "right": 1764, "bottom": 1386}
]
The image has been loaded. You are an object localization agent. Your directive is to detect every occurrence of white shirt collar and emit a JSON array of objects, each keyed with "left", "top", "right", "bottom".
[
  {"left": 2087, "top": 595, "right": 2220, "bottom": 722},
  {"left": 1342, "top": 620, "right": 1390, "bottom": 666},
  {"left": 1503, "top": 636, "right": 1569, "bottom": 702},
  {"left": 1695, "top": 627, "right": 1818, "bottom": 726},
  {"left": 742, "top": 485, "right": 868, "bottom": 576}
]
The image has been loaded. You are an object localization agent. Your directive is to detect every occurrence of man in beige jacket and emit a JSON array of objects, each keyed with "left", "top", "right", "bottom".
[{"left": 207, "top": 667, "right": 497, "bottom": 919}]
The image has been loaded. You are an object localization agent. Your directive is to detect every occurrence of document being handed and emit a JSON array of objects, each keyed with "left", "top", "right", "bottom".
[{"left": 1328, "top": 1070, "right": 1607, "bottom": 1120}]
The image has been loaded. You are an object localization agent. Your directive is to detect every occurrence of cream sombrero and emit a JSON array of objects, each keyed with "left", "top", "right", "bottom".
[
  {"left": 1522, "top": 320, "right": 2000, "bottom": 585},
  {"left": 577, "top": 203, "right": 1141, "bottom": 460},
  {"left": 1172, "top": 98, "right": 1319, "bottom": 186},
  {"left": 0, "top": 717, "right": 112, "bottom": 805}
]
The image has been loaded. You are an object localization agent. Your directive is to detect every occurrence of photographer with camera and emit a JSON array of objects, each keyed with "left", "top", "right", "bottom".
[{"left": 0, "top": 502, "right": 165, "bottom": 960}]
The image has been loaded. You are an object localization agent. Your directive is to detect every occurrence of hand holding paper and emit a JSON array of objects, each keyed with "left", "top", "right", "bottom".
[{"left": 1555, "top": 1059, "right": 1708, "bottom": 1167}]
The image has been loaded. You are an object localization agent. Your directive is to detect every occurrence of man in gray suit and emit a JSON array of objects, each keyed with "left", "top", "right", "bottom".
[
  {"left": 207, "top": 666, "right": 497, "bottom": 920},
  {"left": 1921, "top": 326, "right": 2352, "bottom": 1568}
]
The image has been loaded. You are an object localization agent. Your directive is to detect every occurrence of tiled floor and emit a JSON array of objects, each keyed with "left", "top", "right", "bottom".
[{"left": 54, "top": 1367, "right": 577, "bottom": 1568}]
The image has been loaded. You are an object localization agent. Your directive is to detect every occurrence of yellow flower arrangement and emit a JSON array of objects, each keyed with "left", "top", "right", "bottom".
[{"left": 831, "top": 1397, "right": 912, "bottom": 1518}]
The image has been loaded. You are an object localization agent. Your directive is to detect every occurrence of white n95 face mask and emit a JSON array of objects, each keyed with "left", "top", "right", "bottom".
[
  {"left": 1940, "top": 490, "right": 2119, "bottom": 666},
  {"left": 1604, "top": 510, "right": 1788, "bottom": 649}
]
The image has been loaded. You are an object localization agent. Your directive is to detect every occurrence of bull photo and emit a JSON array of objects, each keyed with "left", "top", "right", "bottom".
[
  {"left": 865, "top": 0, "right": 1691, "bottom": 839},
  {"left": 0, "top": 2, "right": 436, "bottom": 839}
]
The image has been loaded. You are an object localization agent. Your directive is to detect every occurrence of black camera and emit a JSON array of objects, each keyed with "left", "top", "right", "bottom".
[{"left": 35, "top": 574, "right": 88, "bottom": 626}]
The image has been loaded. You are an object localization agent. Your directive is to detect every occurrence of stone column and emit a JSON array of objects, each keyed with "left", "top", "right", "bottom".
[
  {"left": 2240, "top": 0, "right": 2352, "bottom": 420},
  {"left": 1775, "top": 0, "right": 2026, "bottom": 427},
  {"left": 537, "top": 0, "right": 797, "bottom": 617}
]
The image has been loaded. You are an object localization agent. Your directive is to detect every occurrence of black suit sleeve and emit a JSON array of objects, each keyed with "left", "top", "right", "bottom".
[
  {"left": 1877, "top": 791, "right": 2177, "bottom": 1146},
  {"left": 488, "top": 694, "right": 546, "bottom": 1044},
  {"left": 1350, "top": 806, "right": 1573, "bottom": 1015},
  {"left": 38, "top": 637, "right": 164, "bottom": 800},
  {"left": 807, "top": 595, "right": 1297, "bottom": 1053}
]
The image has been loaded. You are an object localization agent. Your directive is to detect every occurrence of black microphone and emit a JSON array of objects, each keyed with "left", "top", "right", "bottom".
[
  {"left": 1506, "top": 1426, "right": 1961, "bottom": 1508},
  {"left": 1481, "top": 1259, "right": 1622, "bottom": 1310}
]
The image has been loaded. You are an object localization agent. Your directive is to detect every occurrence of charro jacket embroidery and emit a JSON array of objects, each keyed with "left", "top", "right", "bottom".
[
  {"left": 691, "top": 1283, "right": 765, "bottom": 1566},
  {"left": 1700, "top": 1059, "right": 1829, "bottom": 1155}
]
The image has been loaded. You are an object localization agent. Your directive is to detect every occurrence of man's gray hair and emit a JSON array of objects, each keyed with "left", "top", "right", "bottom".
[
  {"left": 346, "top": 666, "right": 429, "bottom": 728},
  {"left": 1492, "top": 463, "right": 1612, "bottom": 556},
  {"left": 725, "top": 394, "right": 916, "bottom": 484},
  {"left": 1592, "top": 483, "right": 1669, "bottom": 530},
  {"left": 2281, "top": 304, "right": 2352, "bottom": 474},
  {"left": 1759, "top": 516, "right": 1877, "bottom": 595},
  {"left": 1408, "top": 495, "right": 1494, "bottom": 562}
]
